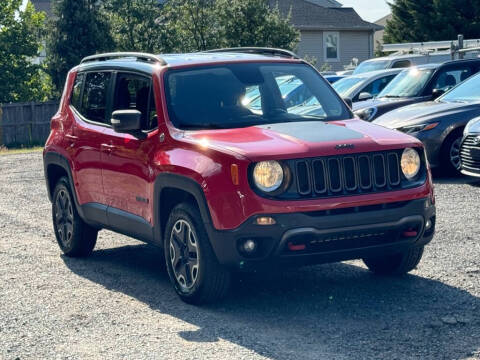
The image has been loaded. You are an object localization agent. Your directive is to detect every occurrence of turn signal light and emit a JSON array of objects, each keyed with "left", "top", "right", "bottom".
[
  {"left": 256, "top": 217, "right": 276, "bottom": 225},
  {"left": 231, "top": 164, "right": 239, "bottom": 185}
]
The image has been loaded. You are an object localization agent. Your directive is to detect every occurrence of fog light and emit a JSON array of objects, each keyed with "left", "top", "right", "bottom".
[
  {"left": 242, "top": 239, "right": 257, "bottom": 253},
  {"left": 256, "top": 216, "right": 276, "bottom": 225},
  {"left": 425, "top": 219, "right": 432, "bottom": 231}
]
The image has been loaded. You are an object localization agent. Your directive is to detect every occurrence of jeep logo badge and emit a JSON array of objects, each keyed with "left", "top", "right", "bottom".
[{"left": 335, "top": 144, "right": 355, "bottom": 150}]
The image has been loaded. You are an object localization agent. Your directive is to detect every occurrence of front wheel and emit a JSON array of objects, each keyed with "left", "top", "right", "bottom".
[
  {"left": 441, "top": 131, "right": 463, "bottom": 176},
  {"left": 164, "top": 203, "right": 231, "bottom": 304},
  {"left": 363, "top": 246, "right": 424, "bottom": 275},
  {"left": 52, "top": 177, "right": 98, "bottom": 257}
]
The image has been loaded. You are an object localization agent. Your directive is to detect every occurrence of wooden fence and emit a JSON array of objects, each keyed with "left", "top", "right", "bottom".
[{"left": 0, "top": 101, "right": 59, "bottom": 147}]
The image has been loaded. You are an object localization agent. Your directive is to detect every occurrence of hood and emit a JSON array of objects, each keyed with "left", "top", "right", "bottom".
[
  {"left": 373, "top": 100, "right": 480, "bottom": 129},
  {"left": 352, "top": 97, "right": 417, "bottom": 111},
  {"left": 181, "top": 120, "right": 421, "bottom": 161}
]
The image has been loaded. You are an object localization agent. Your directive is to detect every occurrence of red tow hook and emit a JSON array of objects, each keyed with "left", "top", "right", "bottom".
[
  {"left": 288, "top": 242, "right": 306, "bottom": 251},
  {"left": 402, "top": 229, "right": 418, "bottom": 238}
]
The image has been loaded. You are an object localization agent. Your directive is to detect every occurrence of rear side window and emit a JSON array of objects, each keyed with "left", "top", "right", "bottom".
[
  {"left": 432, "top": 67, "right": 472, "bottom": 91},
  {"left": 80, "top": 72, "right": 112, "bottom": 124},
  {"left": 392, "top": 60, "right": 411, "bottom": 69},
  {"left": 70, "top": 73, "right": 84, "bottom": 111}
]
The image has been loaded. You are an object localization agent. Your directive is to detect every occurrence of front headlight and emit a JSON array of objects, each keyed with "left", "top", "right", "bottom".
[
  {"left": 464, "top": 117, "right": 480, "bottom": 135},
  {"left": 253, "top": 161, "right": 284, "bottom": 193},
  {"left": 401, "top": 148, "right": 421, "bottom": 180},
  {"left": 354, "top": 107, "right": 377, "bottom": 121},
  {"left": 397, "top": 122, "right": 439, "bottom": 134}
]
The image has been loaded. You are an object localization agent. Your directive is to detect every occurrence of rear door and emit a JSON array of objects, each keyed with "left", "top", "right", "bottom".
[
  {"left": 69, "top": 71, "right": 112, "bottom": 210},
  {"left": 101, "top": 72, "right": 158, "bottom": 223}
]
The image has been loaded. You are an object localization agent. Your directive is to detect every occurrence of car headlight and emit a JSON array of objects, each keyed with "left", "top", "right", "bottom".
[
  {"left": 464, "top": 117, "right": 480, "bottom": 135},
  {"left": 354, "top": 107, "right": 377, "bottom": 121},
  {"left": 397, "top": 122, "right": 439, "bottom": 134},
  {"left": 401, "top": 148, "right": 421, "bottom": 180},
  {"left": 253, "top": 161, "right": 284, "bottom": 193}
]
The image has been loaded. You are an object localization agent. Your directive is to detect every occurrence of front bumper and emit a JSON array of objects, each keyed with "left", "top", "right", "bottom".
[
  {"left": 408, "top": 129, "right": 445, "bottom": 168},
  {"left": 205, "top": 198, "right": 436, "bottom": 270}
]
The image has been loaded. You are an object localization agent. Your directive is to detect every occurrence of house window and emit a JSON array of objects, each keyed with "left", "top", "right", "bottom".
[{"left": 323, "top": 32, "right": 340, "bottom": 62}]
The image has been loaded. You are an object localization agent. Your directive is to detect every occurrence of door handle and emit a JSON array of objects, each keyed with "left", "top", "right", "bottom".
[
  {"left": 101, "top": 144, "right": 116, "bottom": 153},
  {"left": 65, "top": 134, "right": 78, "bottom": 141}
]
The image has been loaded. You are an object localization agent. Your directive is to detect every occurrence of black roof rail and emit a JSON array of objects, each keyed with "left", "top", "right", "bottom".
[
  {"left": 204, "top": 47, "right": 300, "bottom": 59},
  {"left": 80, "top": 52, "right": 167, "bottom": 65}
]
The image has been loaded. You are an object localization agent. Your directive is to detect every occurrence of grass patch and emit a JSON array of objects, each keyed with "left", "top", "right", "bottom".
[{"left": 0, "top": 145, "right": 43, "bottom": 156}]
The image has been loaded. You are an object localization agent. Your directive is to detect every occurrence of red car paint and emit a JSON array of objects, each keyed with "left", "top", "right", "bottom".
[{"left": 44, "top": 57, "right": 435, "bottom": 232}]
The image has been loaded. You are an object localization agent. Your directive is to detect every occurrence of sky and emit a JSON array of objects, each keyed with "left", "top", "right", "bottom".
[{"left": 339, "top": 0, "right": 391, "bottom": 22}]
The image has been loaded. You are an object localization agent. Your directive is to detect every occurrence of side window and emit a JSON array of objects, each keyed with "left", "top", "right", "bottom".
[
  {"left": 362, "top": 75, "right": 397, "bottom": 98},
  {"left": 113, "top": 73, "right": 157, "bottom": 131},
  {"left": 432, "top": 67, "right": 472, "bottom": 91},
  {"left": 392, "top": 60, "right": 411, "bottom": 69},
  {"left": 80, "top": 72, "right": 112, "bottom": 124},
  {"left": 70, "top": 73, "right": 84, "bottom": 111}
]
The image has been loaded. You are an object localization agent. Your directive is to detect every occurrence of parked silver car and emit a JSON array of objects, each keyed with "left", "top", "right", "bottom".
[{"left": 332, "top": 69, "right": 402, "bottom": 103}]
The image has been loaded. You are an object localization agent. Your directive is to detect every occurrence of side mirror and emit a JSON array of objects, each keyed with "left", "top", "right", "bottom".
[
  {"left": 343, "top": 97, "right": 353, "bottom": 109},
  {"left": 432, "top": 88, "right": 445, "bottom": 99},
  {"left": 111, "top": 110, "right": 142, "bottom": 133},
  {"left": 358, "top": 92, "right": 373, "bottom": 101}
]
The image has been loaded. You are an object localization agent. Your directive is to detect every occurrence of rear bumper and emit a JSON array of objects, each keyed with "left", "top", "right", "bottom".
[{"left": 205, "top": 198, "right": 436, "bottom": 270}]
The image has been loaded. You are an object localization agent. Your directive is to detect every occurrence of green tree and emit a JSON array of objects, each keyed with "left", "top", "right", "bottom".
[
  {"left": 215, "top": 0, "right": 299, "bottom": 50},
  {"left": 162, "top": 0, "right": 299, "bottom": 52},
  {"left": 384, "top": 0, "right": 480, "bottom": 43},
  {"left": 0, "top": 0, "right": 53, "bottom": 103},
  {"left": 47, "top": 0, "right": 113, "bottom": 91},
  {"left": 103, "top": 0, "right": 173, "bottom": 53}
]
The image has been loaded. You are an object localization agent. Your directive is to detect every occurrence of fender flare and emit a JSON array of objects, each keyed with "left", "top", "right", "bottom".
[
  {"left": 43, "top": 151, "right": 86, "bottom": 219},
  {"left": 153, "top": 173, "right": 213, "bottom": 244}
]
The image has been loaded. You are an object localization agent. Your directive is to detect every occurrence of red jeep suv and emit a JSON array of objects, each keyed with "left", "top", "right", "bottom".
[{"left": 43, "top": 49, "right": 436, "bottom": 304}]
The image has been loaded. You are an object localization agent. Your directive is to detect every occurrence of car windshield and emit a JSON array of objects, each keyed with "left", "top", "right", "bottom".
[
  {"left": 377, "top": 68, "right": 434, "bottom": 98},
  {"left": 164, "top": 63, "right": 351, "bottom": 130},
  {"left": 353, "top": 60, "right": 390, "bottom": 74},
  {"left": 332, "top": 76, "right": 365, "bottom": 98},
  {"left": 439, "top": 72, "right": 480, "bottom": 103}
]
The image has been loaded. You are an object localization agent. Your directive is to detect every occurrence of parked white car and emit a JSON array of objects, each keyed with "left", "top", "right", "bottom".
[
  {"left": 332, "top": 68, "right": 402, "bottom": 102},
  {"left": 353, "top": 53, "right": 453, "bottom": 75}
]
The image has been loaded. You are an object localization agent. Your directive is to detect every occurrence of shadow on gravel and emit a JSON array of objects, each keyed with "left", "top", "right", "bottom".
[{"left": 63, "top": 244, "right": 480, "bottom": 359}]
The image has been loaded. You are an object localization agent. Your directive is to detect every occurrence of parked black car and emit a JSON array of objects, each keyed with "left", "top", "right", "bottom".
[
  {"left": 353, "top": 59, "right": 480, "bottom": 122},
  {"left": 460, "top": 117, "right": 480, "bottom": 177},
  {"left": 373, "top": 72, "right": 480, "bottom": 174}
]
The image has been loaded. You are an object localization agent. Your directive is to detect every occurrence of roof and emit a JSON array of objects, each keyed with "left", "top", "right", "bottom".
[
  {"left": 77, "top": 52, "right": 302, "bottom": 73},
  {"left": 270, "top": 0, "right": 383, "bottom": 31},
  {"left": 348, "top": 68, "right": 403, "bottom": 80}
]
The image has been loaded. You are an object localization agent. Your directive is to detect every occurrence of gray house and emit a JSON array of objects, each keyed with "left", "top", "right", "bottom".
[{"left": 272, "top": 0, "right": 383, "bottom": 71}]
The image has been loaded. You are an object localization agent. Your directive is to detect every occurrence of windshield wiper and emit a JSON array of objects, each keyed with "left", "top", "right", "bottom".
[{"left": 381, "top": 95, "right": 403, "bottom": 98}]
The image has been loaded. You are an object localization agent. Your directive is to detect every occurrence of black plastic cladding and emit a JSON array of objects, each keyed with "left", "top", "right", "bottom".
[{"left": 256, "top": 148, "right": 426, "bottom": 200}]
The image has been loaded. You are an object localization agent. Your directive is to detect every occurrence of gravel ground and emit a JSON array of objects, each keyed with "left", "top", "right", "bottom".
[{"left": 0, "top": 151, "right": 479, "bottom": 360}]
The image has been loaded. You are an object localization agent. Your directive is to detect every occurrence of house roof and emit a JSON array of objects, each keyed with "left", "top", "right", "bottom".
[{"left": 271, "top": 0, "right": 383, "bottom": 32}]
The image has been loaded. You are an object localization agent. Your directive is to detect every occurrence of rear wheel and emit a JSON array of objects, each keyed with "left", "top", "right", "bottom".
[
  {"left": 363, "top": 246, "right": 424, "bottom": 275},
  {"left": 52, "top": 177, "right": 97, "bottom": 257},
  {"left": 164, "top": 203, "right": 230, "bottom": 304}
]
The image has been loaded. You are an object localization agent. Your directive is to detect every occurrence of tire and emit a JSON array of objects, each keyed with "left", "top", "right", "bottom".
[
  {"left": 440, "top": 130, "right": 463, "bottom": 176},
  {"left": 52, "top": 177, "right": 97, "bottom": 257},
  {"left": 164, "top": 203, "right": 231, "bottom": 304},
  {"left": 363, "top": 246, "right": 424, "bottom": 275}
]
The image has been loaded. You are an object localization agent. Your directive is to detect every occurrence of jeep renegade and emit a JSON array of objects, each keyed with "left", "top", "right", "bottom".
[{"left": 43, "top": 49, "right": 436, "bottom": 304}]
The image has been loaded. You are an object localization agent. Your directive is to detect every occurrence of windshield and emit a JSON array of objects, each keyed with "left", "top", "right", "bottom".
[
  {"left": 440, "top": 72, "right": 480, "bottom": 103},
  {"left": 353, "top": 60, "right": 390, "bottom": 74},
  {"left": 332, "top": 76, "right": 365, "bottom": 98},
  {"left": 377, "top": 68, "right": 434, "bottom": 98},
  {"left": 164, "top": 63, "right": 351, "bottom": 130}
]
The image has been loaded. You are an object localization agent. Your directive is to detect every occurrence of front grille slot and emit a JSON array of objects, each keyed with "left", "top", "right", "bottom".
[
  {"left": 296, "top": 161, "right": 311, "bottom": 195},
  {"left": 328, "top": 158, "right": 342, "bottom": 193},
  {"left": 288, "top": 149, "right": 417, "bottom": 199}
]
